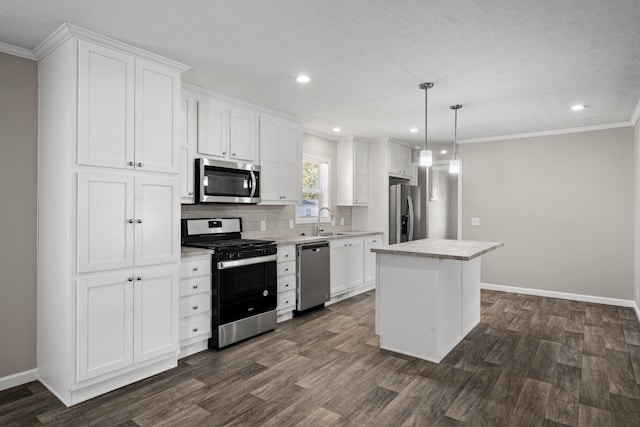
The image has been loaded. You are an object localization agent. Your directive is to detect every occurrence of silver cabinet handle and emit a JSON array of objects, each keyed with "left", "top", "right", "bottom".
[
  {"left": 284, "top": 254, "right": 289, "bottom": 258},
  {"left": 128, "top": 219, "right": 134, "bottom": 224},
  {"left": 189, "top": 192, "right": 193, "bottom": 196},
  {"left": 193, "top": 305, "right": 198, "bottom": 310},
  {"left": 372, "top": 240, "right": 377, "bottom": 243},
  {"left": 136, "top": 219, "right": 142, "bottom": 224},
  {"left": 137, "top": 162, "right": 143, "bottom": 167},
  {"left": 128, "top": 277, "right": 134, "bottom": 281},
  {"left": 232, "top": 152, "right": 236, "bottom": 156},
  {"left": 193, "top": 267, "right": 198, "bottom": 272},
  {"left": 284, "top": 268, "right": 289, "bottom": 272},
  {"left": 128, "top": 161, "right": 134, "bottom": 166},
  {"left": 192, "top": 284, "right": 198, "bottom": 289},
  {"left": 222, "top": 151, "right": 227, "bottom": 155},
  {"left": 137, "top": 276, "right": 142, "bottom": 281},
  {"left": 192, "top": 327, "right": 198, "bottom": 332}
]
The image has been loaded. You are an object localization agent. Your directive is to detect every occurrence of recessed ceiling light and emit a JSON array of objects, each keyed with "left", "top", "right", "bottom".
[
  {"left": 571, "top": 104, "right": 585, "bottom": 111},
  {"left": 409, "top": 128, "right": 418, "bottom": 133},
  {"left": 332, "top": 127, "right": 341, "bottom": 132},
  {"left": 440, "top": 150, "right": 448, "bottom": 154},
  {"left": 296, "top": 75, "right": 311, "bottom": 83}
]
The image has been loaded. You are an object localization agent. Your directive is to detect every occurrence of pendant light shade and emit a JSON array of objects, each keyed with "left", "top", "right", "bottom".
[
  {"left": 419, "top": 82, "right": 434, "bottom": 167},
  {"left": 449, "top": 104, "right": 463, "bottom": 174}
]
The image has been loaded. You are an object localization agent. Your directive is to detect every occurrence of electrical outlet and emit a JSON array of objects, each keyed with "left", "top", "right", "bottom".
[
  {"left": 471, "top": 217, "right": 480, "bottom": 226},
  {"left": 260, "top": 220, "right": 266, "bottom": 231},
  {"left": 289, "top": 219, "right": 294, "bottom": 229},
  {"left": 340, "top": 217, "right": 345, "bottom": 226}
]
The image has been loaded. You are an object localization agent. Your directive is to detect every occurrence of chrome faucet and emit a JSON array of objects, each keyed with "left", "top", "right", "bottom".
[{"left": 316, "top": 207, "right": 333, "bottom": 236}]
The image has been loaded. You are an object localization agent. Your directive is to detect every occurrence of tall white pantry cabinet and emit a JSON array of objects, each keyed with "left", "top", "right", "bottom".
[{"left": 35, "top": 24, "right": 189, "bottom": 406}]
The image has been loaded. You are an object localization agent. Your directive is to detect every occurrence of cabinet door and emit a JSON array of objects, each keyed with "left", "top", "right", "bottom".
[
  {"left": 330, "top": 241, "right": 348, "bottom": 296},
  {"left": 198, "top": 99, "right": 229, "bottom": 158},
  {"left": 180, "top": 96, "right": 196, "bottom": 203},
  {"left": 364, "top": 235, "right": 381, "bottom": 284},
  {"left": 278, "top": 121, "right": 301, "bottom": 203},
  {"left": 353, "top": 140, "right": 369, "bottom": 204},
  {"left": 134, "top": 176, "right": 180, "bottom": 266},
  {"left": 77, "top": 40, "right": 135, "bottom": 170},
  {"left": 401, "top": 146, "right": 413, "bottom": 178},
  {"left": 78, "top": 172, "right": 134, "bottom": 273},
  {"left": 258, "top": 115, "right": 281, "bottom": 202},
  {"left": 229, "top": 106, "right": 257, "bottom": 162},
  {"left": 347, "top": 239, "right": 364, "bottom": 289},
  {"left": 135, "top": 59, "right": 180, "bottom": 173},
  {"left": 133, "top": 266, "right": 178, "bottom": 363},
  {"left": 388, "top": 142, "right": 401, "bottom": 175},
  {"left": 77, "top": 273, "right": 134, "bottom": 381}
]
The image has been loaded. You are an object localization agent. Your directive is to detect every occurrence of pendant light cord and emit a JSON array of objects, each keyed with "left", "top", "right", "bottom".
[
  {"left": 419, "top": 82, "right": 434, "bottom": 152},
  {"left": 450, "top": 104, "right": 463, "bottom": 160}
]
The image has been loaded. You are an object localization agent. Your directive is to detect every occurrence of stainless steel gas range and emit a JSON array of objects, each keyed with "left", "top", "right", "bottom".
[{"left": 181, "top": 217, "right": 277, "bottom": 348}]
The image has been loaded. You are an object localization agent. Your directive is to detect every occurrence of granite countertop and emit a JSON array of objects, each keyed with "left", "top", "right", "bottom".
[
  {"left": 268, "top": 231, "right": 383, "bottom": 246},
  {"left": 181, "top": 246, "right": 214, "bottom": 257},
  {"left": 371, "top": 239, "right": 503, "bottom": 261}
]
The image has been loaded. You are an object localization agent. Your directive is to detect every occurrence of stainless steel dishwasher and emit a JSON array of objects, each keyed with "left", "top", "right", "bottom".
[{"left": 296, "top": 241, "right": 330, "bottom": 311}]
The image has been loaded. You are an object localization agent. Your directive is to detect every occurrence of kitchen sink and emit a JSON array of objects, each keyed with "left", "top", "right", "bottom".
[{"left": 318, "top": 232, "right": 349, "bottom": 237}]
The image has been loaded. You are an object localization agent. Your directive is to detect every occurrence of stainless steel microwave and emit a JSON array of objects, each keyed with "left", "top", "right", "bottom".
[{"left": 195, "top": 158, "right": 261, "bottom": 204}]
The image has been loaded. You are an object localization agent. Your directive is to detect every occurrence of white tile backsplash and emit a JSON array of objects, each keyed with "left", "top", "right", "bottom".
[{"left": 181, "top": 204, "right": 353, "bottom": 239}]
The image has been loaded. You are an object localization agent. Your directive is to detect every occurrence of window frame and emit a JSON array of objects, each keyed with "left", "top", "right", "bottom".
[{"left": 296, "top": 153, "right": 332, "bottom": 224}]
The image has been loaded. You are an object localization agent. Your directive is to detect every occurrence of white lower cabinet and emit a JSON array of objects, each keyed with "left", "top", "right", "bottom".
[
  {"left": 329, "top": 234, "right": 382, "bottom": 300},
  {"left": 363, "top": 235, "right": 382, "bottom": 285},
  {"left": 178, "top": 254, "right": 212, "bottom": 358},
  {"left": 76, "top": 266, "right": 178, "bottom": 382},
  {"left": 276, "top": 245, "right": 296, "bottom": 321}
]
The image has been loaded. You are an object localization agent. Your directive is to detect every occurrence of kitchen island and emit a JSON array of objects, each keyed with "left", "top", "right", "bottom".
[{"left": 372, "top": 239, "right": 503, "bottom": 363}]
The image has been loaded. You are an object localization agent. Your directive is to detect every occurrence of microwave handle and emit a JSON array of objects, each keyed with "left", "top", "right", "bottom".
[{"left": 249, "top": 171, "right": 257, "bottom": 198}]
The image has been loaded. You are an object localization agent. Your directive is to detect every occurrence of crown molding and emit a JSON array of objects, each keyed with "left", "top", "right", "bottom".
[
  {"left": 182, "top": 82, "right": 300, "bottom": 123},
  {"left": 303, "top": 128, "right": 339, "bottom": 141},
  {"left": 459, "top": 121, "right": 634, "bottom": 144},
  {"left": 0, "top": 41, "right": 36, "bottom": 61},
  {"left": 33, "top": 22, "right": 189, "bottom": 72}
]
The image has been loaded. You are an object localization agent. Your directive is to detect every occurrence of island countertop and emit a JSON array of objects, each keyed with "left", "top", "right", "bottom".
[{"left": 371, "top": 238, "right": 503, "bottom": 261}]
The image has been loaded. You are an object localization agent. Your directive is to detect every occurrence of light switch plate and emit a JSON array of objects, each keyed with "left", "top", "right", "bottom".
[
  {"left": 289, "top": 219, "right": 294, "bottom": 229},
  {"left": 471, "top": 217, "right": 480, "bottom": 226},
  {"left": 260, "top": 220, "right": 266, "bottom": 231}
]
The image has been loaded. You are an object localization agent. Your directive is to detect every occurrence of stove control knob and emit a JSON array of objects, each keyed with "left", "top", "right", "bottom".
[{"left": 263, "top": 290, "right": 269, "bottom": 296}]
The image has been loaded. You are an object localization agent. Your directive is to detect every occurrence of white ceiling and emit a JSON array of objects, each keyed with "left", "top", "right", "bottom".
[{"left": 1, "top": 0, "right": 639, "bottom": 146}]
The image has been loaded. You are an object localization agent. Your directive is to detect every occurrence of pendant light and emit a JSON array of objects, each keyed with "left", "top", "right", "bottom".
[
  {"left": 418, "top": 82, "right": 434, "bottom": 167},
  {"left": 449, "top": 104, "right": 462, "bottom": 174}
]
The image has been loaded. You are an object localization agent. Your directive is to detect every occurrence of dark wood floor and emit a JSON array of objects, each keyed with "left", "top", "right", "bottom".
[{"left": 2, "top": 290, "right": 640, "bottom": 426}]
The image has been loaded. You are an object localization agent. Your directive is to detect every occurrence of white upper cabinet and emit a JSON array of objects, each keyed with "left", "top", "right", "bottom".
[
  {"left": 197, "top": 97, "right": 258, "bottom": 163},
  {"left": 77, "top": 40, "right": 180, "bottom": 173},
  {"left": 388, "top": 141, "right": 413, "bottom": 178},
  {"left": 78, "top": 172, "right": 180, "bottom": 273},
  {"left": 337, "top": 136, "right": 369, "bottom": 206},
  {"left": 259, "top": 114, "right": 301, "bottom": 204},
  {"left": 179, "top": 93, "right": 197, "bottom": 203}
]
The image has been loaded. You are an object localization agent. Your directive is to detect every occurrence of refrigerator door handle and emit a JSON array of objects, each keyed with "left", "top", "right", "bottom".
[{"left": 407, "top": 195, "right": 414, "bottom": 241}]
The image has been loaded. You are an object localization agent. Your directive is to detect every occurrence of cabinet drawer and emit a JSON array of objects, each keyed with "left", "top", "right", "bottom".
[
  {"left": 179, "top": 258, "right": 211, "bottom": 279},
  {"left": 277, "top": 246, "right": 295, "bottom": 263},
  {"left": 179, "top": 314, "right": 211, "bottom": 341},
  {"left": 179, "top": 277, "right": 211, "bottom": 297},
  {"left": 277, "top": 274, "right": 295, "bottom": 294},
  {"left": 277, "top": 290, "right": 296, "bottom": 310},
  {"left": 277, "top": 260, "right": 295, "bottom": 277},
  {"left": 179, "top": 293, "right": 211, "bottom": 318}
]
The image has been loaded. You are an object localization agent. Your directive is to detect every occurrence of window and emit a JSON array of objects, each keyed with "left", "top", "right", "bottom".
[{"left": 296, "top": 154, "right": 331, "bottom": 223}]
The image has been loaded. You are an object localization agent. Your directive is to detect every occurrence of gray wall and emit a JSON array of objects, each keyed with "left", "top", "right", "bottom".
[
  {"left": 459, "top": 127, "right": 635, "bottom": 300},
  {"left": 0, "top": 52, "right": 38, "bottom": 378},
  {"left": 635, "top": 119, "right": 640, "bottom": 308}
]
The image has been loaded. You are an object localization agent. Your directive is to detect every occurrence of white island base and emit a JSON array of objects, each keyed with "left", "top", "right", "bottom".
[{"left": 374, "top": 239, "right": 502, "bottom": 363}]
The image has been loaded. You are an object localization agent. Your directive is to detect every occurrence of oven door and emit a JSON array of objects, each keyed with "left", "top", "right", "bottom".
[
  {"left": 196, "top": 158, "right": 260, "bottom": 204},
  {"left": 214, "top": 254, "right": 277, "bottom": 325}
]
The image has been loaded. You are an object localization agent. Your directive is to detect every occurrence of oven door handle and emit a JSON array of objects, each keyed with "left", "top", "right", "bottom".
[
  {"left": 217, "top": 254, "right": 277, "bottom": 270},
  {"left": 249, "top": 171, "right": 257, "bottom": 198}
]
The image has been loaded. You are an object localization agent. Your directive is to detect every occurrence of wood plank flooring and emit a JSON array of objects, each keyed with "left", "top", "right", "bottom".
[{"left": 1, "top": 290, "right": 640, "bottom": 426}]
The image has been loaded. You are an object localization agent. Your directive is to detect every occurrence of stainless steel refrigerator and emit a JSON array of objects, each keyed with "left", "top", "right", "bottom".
[{"left": 389, "top": 184, "right": 422, "bottom": 244}]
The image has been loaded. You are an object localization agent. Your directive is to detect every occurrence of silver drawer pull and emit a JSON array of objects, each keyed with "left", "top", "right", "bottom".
[
  {"left": 192, "top": 284, "right": 198, "bottom": 289},
  {"left": 136, "top": 276, "right": 142, "bottom": 281},
  {"left": 137, "top": 162, "right": 143, "bottom": 167},
  {"left": 193, "top": 305, "right": 198, "bottom": 310},
  {"left": 128, "top": 277, "right": 134, "bottom": 282},
  {"left": 192, "top": 327, "right": 198, "bottom": 332},
  {"left": 193, "top": 267, "right": 198, "bottom": 272},
  {"left": 128, "top": 161, "right": 134, "bottom": 166}
]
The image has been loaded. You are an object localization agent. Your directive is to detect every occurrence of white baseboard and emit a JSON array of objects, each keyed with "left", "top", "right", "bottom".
[
  {"left": 0, "top": 368, "right": 38, "bottom": 392},
  {"left": 481, "top": 283, "right": 640, "bottom": 320}
]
